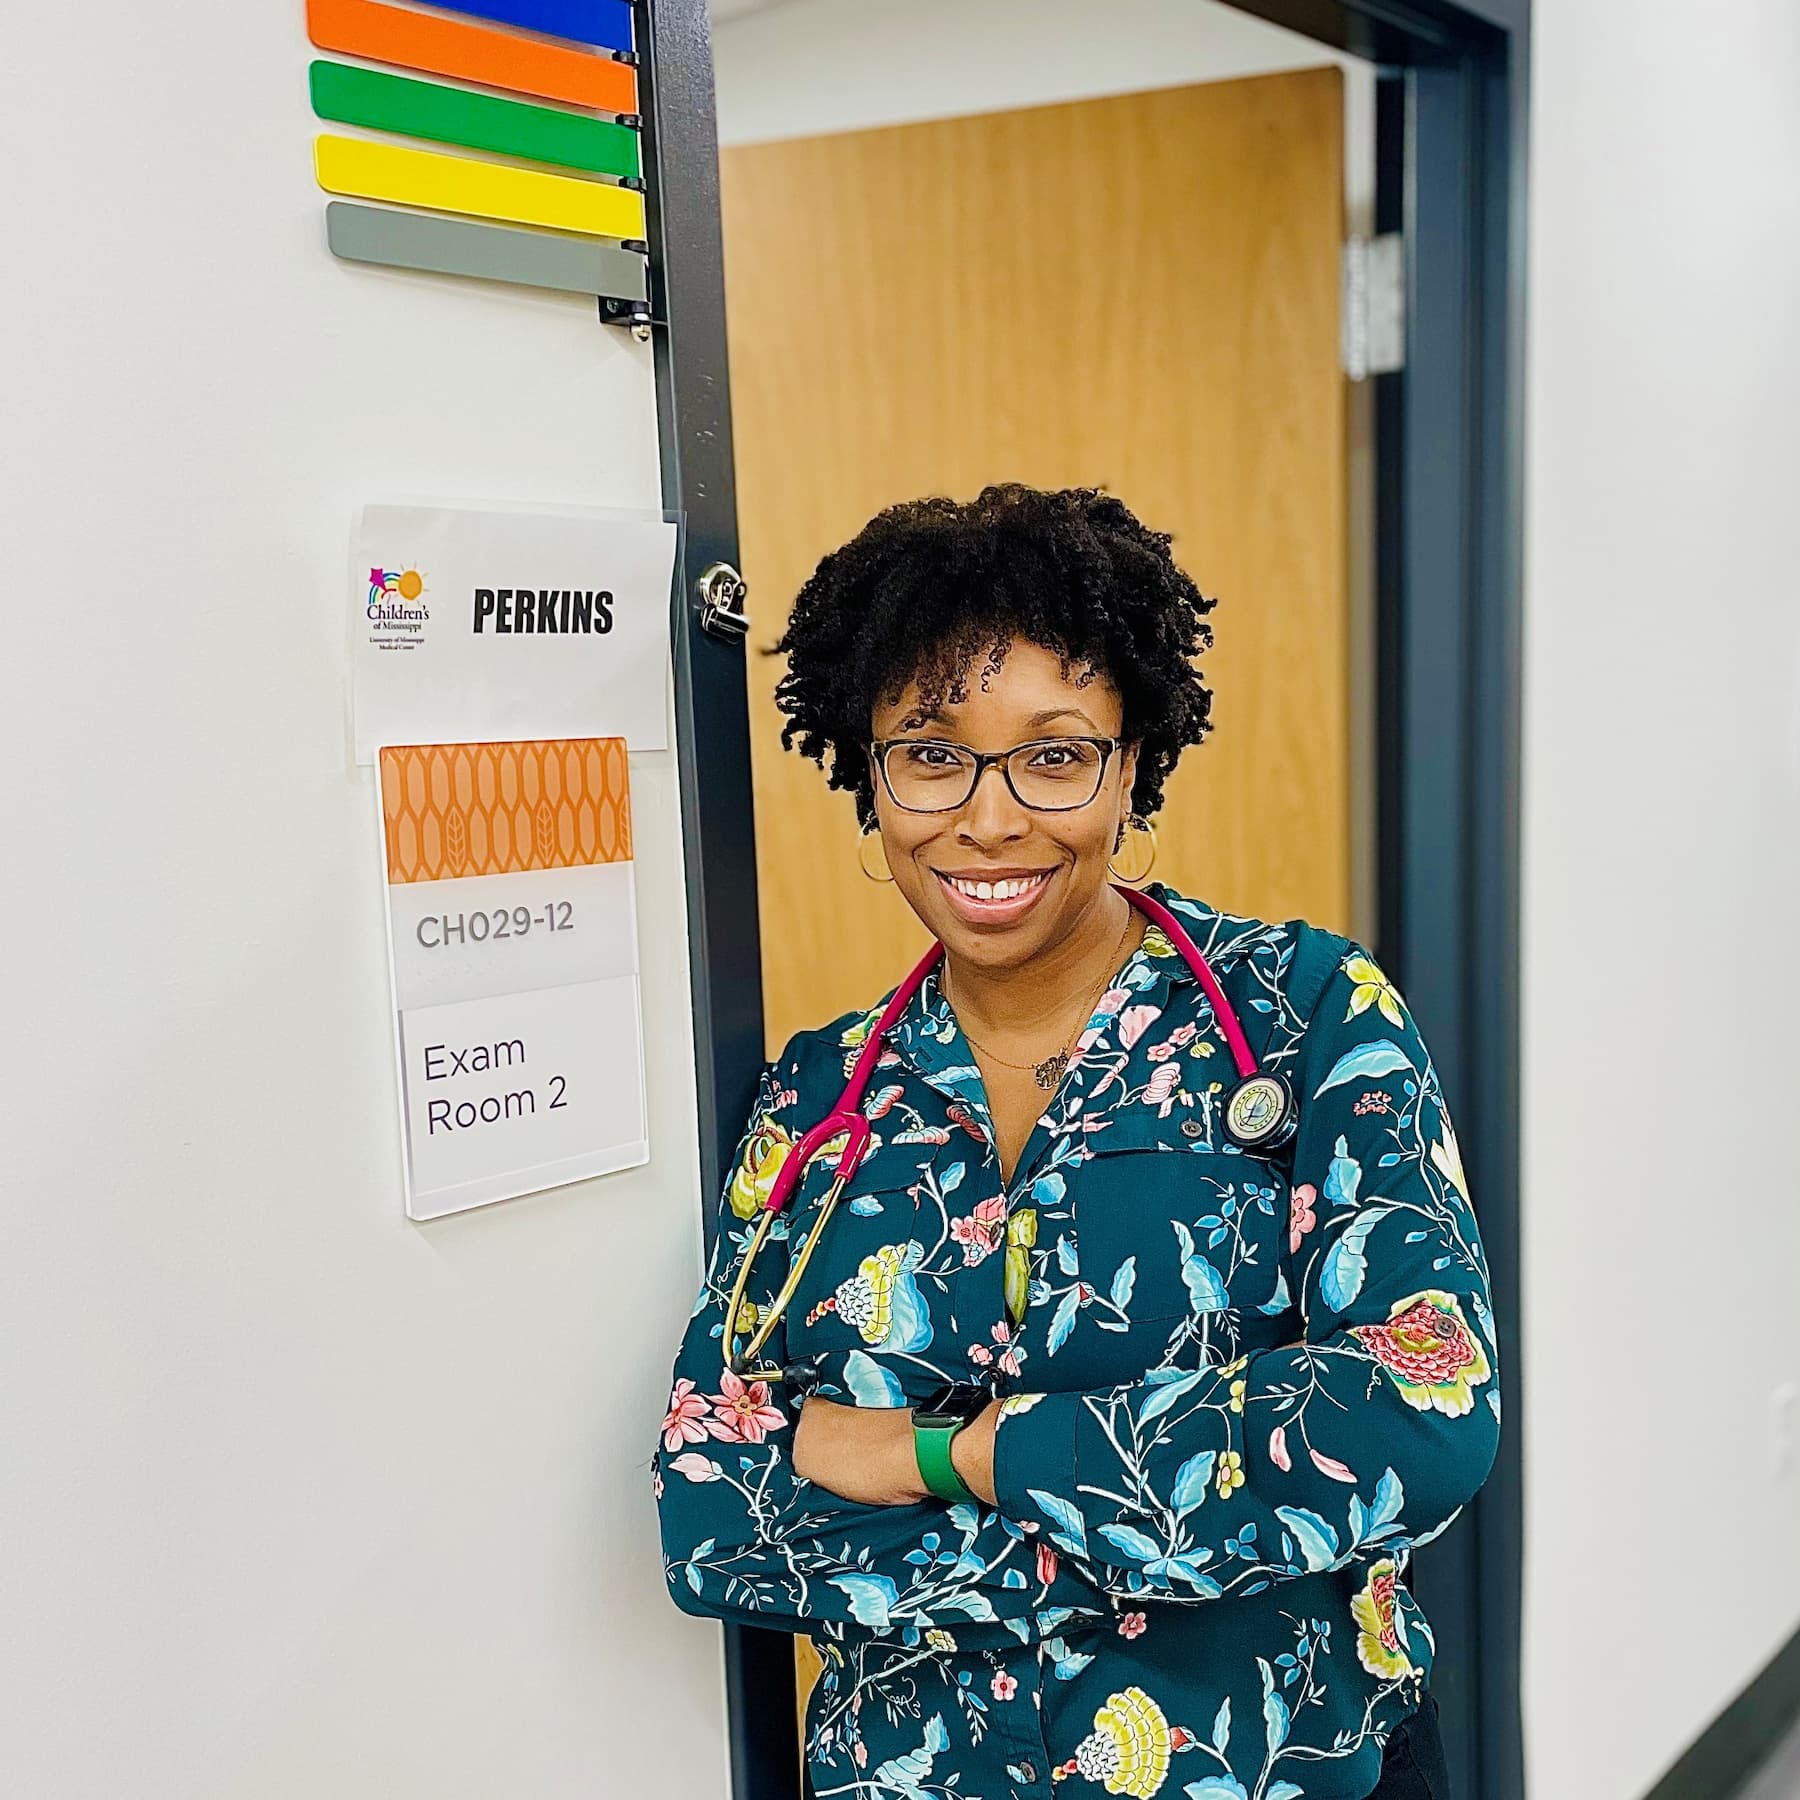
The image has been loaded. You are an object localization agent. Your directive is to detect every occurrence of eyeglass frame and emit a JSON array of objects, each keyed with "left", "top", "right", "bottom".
[{"left": 868, "top": 733, "right": 1126, "bottom": 814}]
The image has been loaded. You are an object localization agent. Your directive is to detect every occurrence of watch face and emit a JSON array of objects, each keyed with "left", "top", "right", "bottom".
[{"left": 918, "top": 1382, "right": 991, "bottom": 1424}]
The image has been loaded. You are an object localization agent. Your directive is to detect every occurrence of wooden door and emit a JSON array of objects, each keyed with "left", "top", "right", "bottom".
[
  {"left": 719, "top": 69, "right": 1350, "bottom": 1746},
  {"left": 721, "top": 67, "right": 1351, "bottom": 1057}
]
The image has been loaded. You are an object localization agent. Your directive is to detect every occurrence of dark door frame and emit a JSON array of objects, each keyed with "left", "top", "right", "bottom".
[{"left": 641, "top": 0, "right": 1529, "bottom": 1793}]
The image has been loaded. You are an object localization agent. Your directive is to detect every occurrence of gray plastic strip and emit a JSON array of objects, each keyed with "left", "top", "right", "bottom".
[{"left": 326, "top": 201, "right": 648, "bottom": 301}]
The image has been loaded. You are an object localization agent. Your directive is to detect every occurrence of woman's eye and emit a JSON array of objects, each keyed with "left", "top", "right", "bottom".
[{"left": 905, "top": 745, "right": 957, "bottom": 768}]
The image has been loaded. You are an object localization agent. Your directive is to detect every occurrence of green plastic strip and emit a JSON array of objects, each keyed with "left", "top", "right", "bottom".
[
  {"left": 309, "top": 61, "right": 641, "bottom": 180},
  {"left": 326, "top": 201, "right": 648, "bottom": 300}
]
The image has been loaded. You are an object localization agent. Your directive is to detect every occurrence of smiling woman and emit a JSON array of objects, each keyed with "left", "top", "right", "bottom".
[{"left": 653, "top": 484, "right": 1494, "bottom": 1800}]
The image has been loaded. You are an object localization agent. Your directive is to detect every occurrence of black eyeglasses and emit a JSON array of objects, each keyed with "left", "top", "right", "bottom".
[{"left": 870, "top": 735, "right": 1123, "bottom": 814}]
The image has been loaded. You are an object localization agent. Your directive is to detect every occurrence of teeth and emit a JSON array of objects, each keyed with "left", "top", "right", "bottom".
[{"left": 947, "top": 873, "right": 1046, "bottom": 902}]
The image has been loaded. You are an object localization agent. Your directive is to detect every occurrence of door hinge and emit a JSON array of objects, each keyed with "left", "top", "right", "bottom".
[{"left": 1342, "top": 234, "right": 1405, "bottom": 380}]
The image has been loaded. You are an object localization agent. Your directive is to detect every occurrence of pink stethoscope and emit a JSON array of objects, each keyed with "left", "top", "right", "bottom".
[{"left": 723, "top": 883, "right": 1296, "bottom": 1380}]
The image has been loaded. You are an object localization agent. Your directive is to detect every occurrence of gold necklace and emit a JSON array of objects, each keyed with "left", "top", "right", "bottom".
[{"left": 945, "top": 910, "right": 1139, "bottom": 1091}]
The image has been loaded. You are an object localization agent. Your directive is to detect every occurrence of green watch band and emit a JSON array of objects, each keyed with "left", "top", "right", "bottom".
[{"left": 913, "top": 1418, "right": 978, "bottom": 1504}]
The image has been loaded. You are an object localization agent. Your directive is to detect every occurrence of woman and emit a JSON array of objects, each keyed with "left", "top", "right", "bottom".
[{"left": 654, "top": 485, "right": 1494, "bottom": 1800}]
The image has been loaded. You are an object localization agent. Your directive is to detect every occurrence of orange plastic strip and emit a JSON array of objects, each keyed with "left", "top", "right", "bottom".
[
  {"left": 306, "top": 0, "right": 637, "bottom": 114},
  {"left": 380, "top": 740, "right": 634, "bottom": 883}
]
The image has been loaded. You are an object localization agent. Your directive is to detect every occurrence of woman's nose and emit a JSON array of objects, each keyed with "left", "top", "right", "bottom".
[{"left": 956, "top": 761, "right": 1030, "bottom": 841}]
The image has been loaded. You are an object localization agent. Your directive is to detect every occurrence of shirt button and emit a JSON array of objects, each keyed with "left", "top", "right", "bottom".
[
  {"left": 1017, "top": 1763, "right": 1036, "bottom": 1784},
  {"left": 1180, "top": 1119, "right": 1205, "bottom": 1139}
]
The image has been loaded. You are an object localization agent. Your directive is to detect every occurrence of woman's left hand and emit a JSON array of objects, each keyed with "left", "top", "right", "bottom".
[{"left": 793, "top": 1396, "right": 999, "bottom": 1507}]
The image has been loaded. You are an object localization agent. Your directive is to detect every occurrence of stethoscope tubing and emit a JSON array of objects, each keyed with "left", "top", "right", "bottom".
[
  {"left": 722, "top": 883, "right": 1286, "bottom": 1380},
  {"left": 756, "top": 884, "right": 1261, "bottom": 1224}
]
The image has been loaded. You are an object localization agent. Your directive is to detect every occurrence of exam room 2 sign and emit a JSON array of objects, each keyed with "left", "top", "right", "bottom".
[
  {"left": 377, "top": 738, "right": 648, "bottom": 1221},
  {"left": 350, "top": 501, "right": 677, "bottom": 763}
]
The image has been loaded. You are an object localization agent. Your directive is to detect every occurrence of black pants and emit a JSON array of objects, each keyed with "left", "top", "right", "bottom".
[{"left": 1369, "top": 1695, "right": 1450, "bottom": 1799}]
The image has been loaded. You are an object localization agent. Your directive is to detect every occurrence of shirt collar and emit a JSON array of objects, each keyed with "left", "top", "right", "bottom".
[{"left": 882, "top": 882, "right": 1272, "bottom": 1111}]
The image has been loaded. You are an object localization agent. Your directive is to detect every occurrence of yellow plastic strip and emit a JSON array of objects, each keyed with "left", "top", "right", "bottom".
[{"left": 314, "top": 134, "right": 645, "bottom": 240}]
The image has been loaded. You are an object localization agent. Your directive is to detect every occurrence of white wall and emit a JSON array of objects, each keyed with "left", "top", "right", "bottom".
[
  {"left": 1522, "top": 1, "right": 1800, "bottom": 1793},
  {"left": 711, "top": 0, "right": 1363, "bottom": 151},
  {"left": 0, "top": 5, "right": 730, "bottom": 1796}
]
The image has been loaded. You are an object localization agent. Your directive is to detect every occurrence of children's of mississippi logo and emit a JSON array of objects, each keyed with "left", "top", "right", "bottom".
[{"left": 368, "top": 566, "right": 429, "bottom": 636}]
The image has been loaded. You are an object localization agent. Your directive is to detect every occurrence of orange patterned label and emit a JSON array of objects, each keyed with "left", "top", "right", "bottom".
[{"left": 379, "top": 739, "right": 631, "bottom": 884}]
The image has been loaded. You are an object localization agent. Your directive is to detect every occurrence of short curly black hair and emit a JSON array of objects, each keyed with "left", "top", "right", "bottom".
[{"left": 769, "top": 483, "right": 1216, "bottom": 829}]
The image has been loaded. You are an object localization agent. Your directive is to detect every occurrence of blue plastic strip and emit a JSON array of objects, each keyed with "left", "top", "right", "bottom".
[{"left": 432, "top": 0, "right": 633, "bottom": 53}]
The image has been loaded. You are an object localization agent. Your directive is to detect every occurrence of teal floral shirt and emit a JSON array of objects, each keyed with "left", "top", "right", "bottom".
[{"left": 654, "top": 884, "right": 1499, "bottom": 1800}]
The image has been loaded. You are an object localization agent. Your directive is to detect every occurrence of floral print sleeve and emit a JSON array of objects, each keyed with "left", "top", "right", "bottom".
[
  {"left": 654, "top": 1055, "right": 1108, "bottom": 1645},
  {"left": 991, "top": 940, "right": 1500, "bottom": 1613}
]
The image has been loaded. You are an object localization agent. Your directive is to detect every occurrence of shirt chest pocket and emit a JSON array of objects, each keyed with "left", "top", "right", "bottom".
[
  {"left": 782, "top": 1141, "right": 943, "bottom": 1396},
  {"left": 1071, "top": 1115, "right": 1292, "bottom": 1329}
]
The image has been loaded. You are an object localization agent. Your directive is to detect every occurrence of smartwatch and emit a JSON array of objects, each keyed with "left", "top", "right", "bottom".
[{"left": 912, "top": 1382, "right": 993, "bottom": 1504}]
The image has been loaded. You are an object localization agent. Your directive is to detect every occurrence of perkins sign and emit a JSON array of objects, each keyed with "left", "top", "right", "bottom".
[
  {"left": 473, "top": 588, "right": 615, "bottom": 634},
  {"left": 350, "top": 501, "right": 678, "bottom": 763}
]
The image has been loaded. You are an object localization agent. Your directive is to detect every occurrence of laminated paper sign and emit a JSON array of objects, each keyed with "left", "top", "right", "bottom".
[
  {"left": 352, "top": 502, "right": 677, "bottom": 764},
  {"left": 377, "top": 738, "right": 647, "bottom": 1220}
]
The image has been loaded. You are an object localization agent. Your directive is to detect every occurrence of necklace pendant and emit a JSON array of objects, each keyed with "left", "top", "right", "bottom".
[{"left": 1033, "top": 1049, "right": 1069, "bottom": 1091}]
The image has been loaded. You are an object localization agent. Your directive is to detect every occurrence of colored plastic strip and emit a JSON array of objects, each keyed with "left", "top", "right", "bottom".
[
  {"left": 327, "top": 202, "right": 648, "bottom": 300},
  {"left": 316, "top": 135, "right": 646, "bottom": 239},
  {"left": 310, "top": 63, "right": 641, "bottom": 179},
  {"left": 306, "top": 0, "right": 636, "bottom": 114},
  {"left": 433, "top": 0, "right": 632, "bottom": 54}
]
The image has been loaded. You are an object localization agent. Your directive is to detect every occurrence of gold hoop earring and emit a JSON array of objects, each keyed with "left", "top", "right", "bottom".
[
  {"left": 858, "top": 828, "right": 895, "bottom": 884},
  {"left": 1108, "top": 813, "right": 1158, "bottom": 885}
]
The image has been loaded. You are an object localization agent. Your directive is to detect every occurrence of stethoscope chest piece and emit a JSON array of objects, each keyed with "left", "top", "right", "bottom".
[{"left": 1223, "top": 1071, "right": 1297, "bottom": 1152}]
